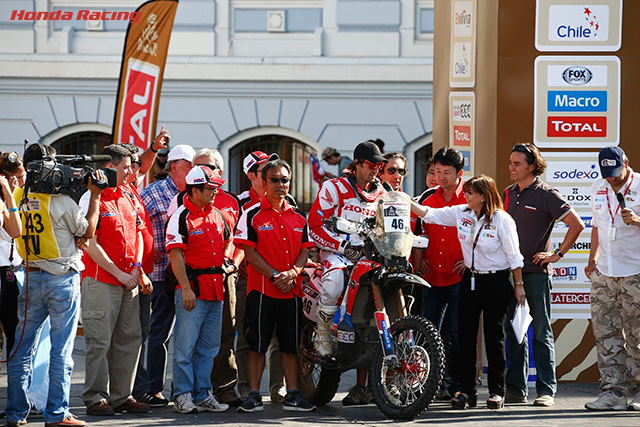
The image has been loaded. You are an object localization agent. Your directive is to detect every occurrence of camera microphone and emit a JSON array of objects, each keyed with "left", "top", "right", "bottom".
[
  {"left": 616, "top": 192, "right": 626, "bottom": 209},
  {"left": 53, "top": 154, "right": 112, "bottom": 164}
]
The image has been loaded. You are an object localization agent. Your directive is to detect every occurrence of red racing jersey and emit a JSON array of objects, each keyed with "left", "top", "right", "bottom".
[{"left": 235, "top": 197, "right": 315, "bottom": 299}]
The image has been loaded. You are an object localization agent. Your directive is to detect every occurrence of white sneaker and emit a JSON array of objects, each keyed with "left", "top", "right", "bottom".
[
  {"left": 195, "top": 394, "right": 229, "bottom": 412},
  {"left": 584, "top": 390, "right": 627, "bottom": 411},
  {"left": 628, "top": 392, "right": 640, "bottom": 411},
  {"left": 533, "top": 394, "right": 555, "bottom": 407},
  {"left": 173, "top": 392, "right": 199, "bottom": 414}
]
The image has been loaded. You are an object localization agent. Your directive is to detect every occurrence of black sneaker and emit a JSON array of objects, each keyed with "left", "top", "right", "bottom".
[
  {"left": 137, "top": 392, "right": 170, "bottom": 407},
  {"left": 283, "top": 390, "right": 317, "bottom": 412},
  {"left": 237, "top": 391, "right": 264, "bottom": 413}
]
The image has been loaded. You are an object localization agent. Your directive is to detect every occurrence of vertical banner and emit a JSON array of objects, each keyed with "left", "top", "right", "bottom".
[
  {"left": 112, "top": 0, "right": 178, "bottom": 152},
  {"left": 449, "top": 92, "right": 475, "bottom": 178}
]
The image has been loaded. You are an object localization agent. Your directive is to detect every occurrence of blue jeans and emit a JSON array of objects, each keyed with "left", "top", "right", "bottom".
[
  {"left": 6, "top": 269, "right": 80, "bottom": 424},
  {"left": 422, "top": 282, "right": 460, "bottom": 393},
  {"left": 172, "top": 288, "right": 223, "bottom": 402},
  {"left": 134, "top": 280, "right": 175, "bottom": 396},
  {"left": 505, "top": 272, "right": 557, "bottom": 397}
]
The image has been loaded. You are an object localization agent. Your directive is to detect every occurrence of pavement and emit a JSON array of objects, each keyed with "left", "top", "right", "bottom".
[{"left": 1, "top": 336, "right": 639, "bottom": 426}]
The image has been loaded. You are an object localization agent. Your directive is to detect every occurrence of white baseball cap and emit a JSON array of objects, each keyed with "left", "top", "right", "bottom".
[
  {"left": 185, "top": 165, "right": 226, "bottom": 188},
  {"left": 242, "top": 151, "right": 279, "bottom": 176},
  {"left": 167, "top": 144, "right": 196, "bottom": 163}
]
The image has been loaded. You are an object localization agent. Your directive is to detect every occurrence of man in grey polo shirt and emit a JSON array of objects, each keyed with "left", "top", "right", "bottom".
[{"left": 503, "top": 143, "right": 585, "bottom": 407}]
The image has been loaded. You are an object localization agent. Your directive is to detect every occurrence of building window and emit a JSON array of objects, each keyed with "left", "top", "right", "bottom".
[
  {"left": 229, "top": 134, "right": 315, "bottom": 211},
  {"left": 51, "top": 131, "right": 111, "bottom": 156},
  {"left": 413, "top": 142, "right": 432, "bottom": 196}
]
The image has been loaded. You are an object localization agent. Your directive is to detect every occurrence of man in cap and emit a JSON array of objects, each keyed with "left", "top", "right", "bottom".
[
  {"left": 322, "top": 147, "right": 353, "bottom": 179},
  {"left": 236, "top": 151, "right": 289, "bottom": 403},
  {"left": 136, "top": 143, "right": 196, "bottom": 407},
  {"left": 166, "top": 166, "right": 233, "bottom": 414},
  {"left": 585, "top": 146, "right": 640, "bottom": 411},
  {"left": 308, "top": 141, "right": 386, "bottom": 405}
]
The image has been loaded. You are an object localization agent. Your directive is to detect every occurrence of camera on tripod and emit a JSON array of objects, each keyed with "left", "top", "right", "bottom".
[{"left": 24, "top": 142, "right": 117, "bottom": 199}]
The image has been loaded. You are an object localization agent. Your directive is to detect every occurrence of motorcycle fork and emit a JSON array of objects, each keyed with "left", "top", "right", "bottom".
[{"left": 371, "top": 282, "right": 401, "bottom": 370}]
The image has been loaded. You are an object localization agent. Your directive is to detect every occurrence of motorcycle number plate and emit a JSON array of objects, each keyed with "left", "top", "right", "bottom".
[{"left": 382, "top": 200, "right": 410, "bottom": 233}]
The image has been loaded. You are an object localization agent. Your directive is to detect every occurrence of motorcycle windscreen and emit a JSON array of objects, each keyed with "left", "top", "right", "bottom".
[{"left": 371, "top": 191, "right": 413, "bottom": 259}]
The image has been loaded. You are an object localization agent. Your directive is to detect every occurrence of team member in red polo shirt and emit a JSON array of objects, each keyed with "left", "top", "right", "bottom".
[
  {"left": 234, "top": 159, "right": 316, "bottom": 413},
  {"left": 417, "top": 147, "right": 467, "bottom": 400},
  {"left": 166, "top": 165, "right": 233, "bottom": 414},
  {"left": 80, "top": 144, "right": 150, "bottom": 416},
  {"left": 236, "top": 151, "right": 289, "bottom": 403}
]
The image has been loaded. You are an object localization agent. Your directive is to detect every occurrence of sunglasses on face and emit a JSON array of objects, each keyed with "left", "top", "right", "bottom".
[
  {"left": 132, "top": 160, "right": 142, "bottom": 167},
  {"left": 269, "top": 177, "right": 290, "bottom": 184},
  {"left": 386, "top": 167, "right": 407, "bottom": 176},
  {"left": 363, "top": 161, "right": 384, "bottom": 170}
]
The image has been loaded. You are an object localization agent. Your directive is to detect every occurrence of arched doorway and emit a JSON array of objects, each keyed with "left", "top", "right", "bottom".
[
  {"left": 50, "top": 131, "right": 111, "bottom": 156},
  {"left": 229, "top": 134, "right": 316, "bottom": 211}
]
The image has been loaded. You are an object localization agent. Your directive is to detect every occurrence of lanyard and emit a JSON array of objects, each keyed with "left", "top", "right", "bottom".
[
  {"left": 605, "top": 171, "right": 634, "bottom": 226},
  {"left": 470, "top": 219, "right": 484, "bottom": 272}
]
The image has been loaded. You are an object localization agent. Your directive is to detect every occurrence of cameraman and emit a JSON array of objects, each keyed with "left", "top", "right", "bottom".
[{"left": 5, "top": 143, "right": 104, "bottom": 427}]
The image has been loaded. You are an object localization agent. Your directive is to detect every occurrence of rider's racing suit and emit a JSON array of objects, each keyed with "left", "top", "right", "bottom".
[{"left": 308, "top": 172, "right": 384, "bottom": 355}]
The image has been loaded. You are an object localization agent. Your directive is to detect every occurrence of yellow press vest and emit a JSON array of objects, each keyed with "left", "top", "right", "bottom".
[{"left": 14, "top": 188, "right": 60, "bottom": 261}]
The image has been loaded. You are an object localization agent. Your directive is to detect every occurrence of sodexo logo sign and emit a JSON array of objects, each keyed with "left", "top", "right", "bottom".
[
  {"left": 547, "top": 161, "right": 600, "bottom": 183},
  {"left": 548, "top": 5, "right": 609, "bottom": 42}
]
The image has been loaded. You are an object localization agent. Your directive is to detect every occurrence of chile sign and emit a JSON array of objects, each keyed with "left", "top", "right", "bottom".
[{"left": 535, "top": 0, "right": 622, "bottom": 51}]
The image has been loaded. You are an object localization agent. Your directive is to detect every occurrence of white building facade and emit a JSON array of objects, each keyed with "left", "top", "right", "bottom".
[{"left": 0, "top": 0, "right": 434, "bottom": 206}]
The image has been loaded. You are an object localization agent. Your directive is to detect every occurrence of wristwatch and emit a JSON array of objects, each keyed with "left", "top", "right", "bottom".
[
  {"left": 270, "top": 270, "right": 279, "bottom": 282},
  {"left": 553, "top": 248, "right": 564, "bottom": 258}
]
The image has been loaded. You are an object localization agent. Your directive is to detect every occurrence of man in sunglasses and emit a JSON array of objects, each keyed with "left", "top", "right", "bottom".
[
  {"left": 378, "top": 152, "right": 408, "bottom": 191},
  {"left": 308, "top": 141, "right": 387, "bottom": 405},
  {"left": 504, "top": 143, "right": 584, "bottom": 407},
  {"left": 413, "top": 147, "right": 467, "bottom": 401},
  {"left": 235, "top": 159, "right": 317, "bottom": 413}
]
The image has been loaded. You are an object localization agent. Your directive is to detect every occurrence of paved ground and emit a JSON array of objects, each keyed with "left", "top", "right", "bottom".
[{"left": 1, "top": 337, "right": 639, "bottom": 426}]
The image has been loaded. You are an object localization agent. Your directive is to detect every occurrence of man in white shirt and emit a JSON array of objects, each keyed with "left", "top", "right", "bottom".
[{"left": 585, "top": 146, "right": 640, "bottom": 411}]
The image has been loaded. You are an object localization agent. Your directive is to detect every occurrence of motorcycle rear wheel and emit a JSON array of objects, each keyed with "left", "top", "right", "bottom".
[
  {"left": 369, "top": 315, "right": 444, "bottom": 419},
  {"left": 297, "top": 319, "right": 342, "bottom": 405}
]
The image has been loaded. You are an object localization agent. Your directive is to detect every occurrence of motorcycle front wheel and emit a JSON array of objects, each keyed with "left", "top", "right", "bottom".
[
  {"left": 297, "top": 319, "right": 342, "bottom": 405},
  {"left": 369, "top": 315, "right": 444, "bottom": 420}
]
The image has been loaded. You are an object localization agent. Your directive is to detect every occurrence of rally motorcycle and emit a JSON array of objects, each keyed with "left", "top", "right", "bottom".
[{"left": 297, "top": 189, "right": 444, "bottom": 420}]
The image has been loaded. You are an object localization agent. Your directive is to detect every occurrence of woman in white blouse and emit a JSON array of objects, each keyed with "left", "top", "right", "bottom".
[{"left": 411, "top": 174, "right": 525, "bottom": 410}]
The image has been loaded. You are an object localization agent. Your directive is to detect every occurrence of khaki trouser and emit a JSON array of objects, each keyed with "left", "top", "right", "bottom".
[
  {"left": 81, "top": 277, "right": 142, "bottom": 407},
  {"left": 590, "top": 271, "right": 640, "bottom": 395}
]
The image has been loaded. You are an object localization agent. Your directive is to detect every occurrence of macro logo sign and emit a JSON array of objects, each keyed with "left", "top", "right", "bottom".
[{"left": 548, "top": 5, "right": 609, "bottom": 42}]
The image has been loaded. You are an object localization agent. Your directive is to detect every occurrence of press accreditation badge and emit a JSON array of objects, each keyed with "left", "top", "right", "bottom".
[
  {"left": 382, "top": 201, "right": 410, "bottom": 233},
  {"left": 608, "top": 227, "right": 617, "bottom": 241}
]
